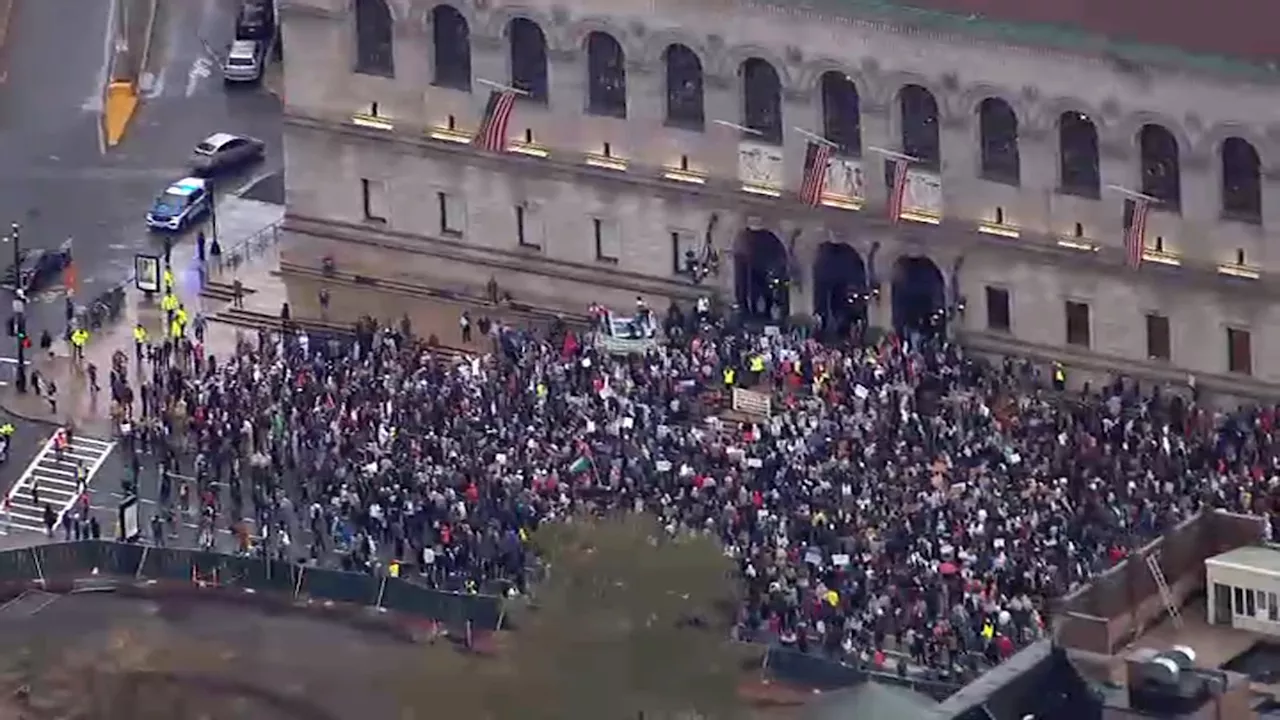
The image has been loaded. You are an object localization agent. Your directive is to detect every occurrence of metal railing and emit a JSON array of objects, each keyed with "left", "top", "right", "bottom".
[
  {"left": 0, "top": 540, "right": 504, "bottom": 632},
  {"left": 209, "top": 221, "right": 282, "bottom": 278}
]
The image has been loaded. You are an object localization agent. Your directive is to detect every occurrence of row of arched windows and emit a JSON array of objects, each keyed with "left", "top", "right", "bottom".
[{"left": 352, "top": 0, "right": 1266, "bottom": 222}]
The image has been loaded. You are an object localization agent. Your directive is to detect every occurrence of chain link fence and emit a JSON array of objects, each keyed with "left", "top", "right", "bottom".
[{"left": 0, "top": 540, "right": 504, "bottom": 633}]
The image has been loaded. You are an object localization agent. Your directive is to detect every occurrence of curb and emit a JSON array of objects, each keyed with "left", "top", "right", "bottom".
[
  {"left": 0, "top": 0, "right": 16, "bottom": 84},
  {"left": 101, "top": 0, "right": 159, "bottom": 148}
]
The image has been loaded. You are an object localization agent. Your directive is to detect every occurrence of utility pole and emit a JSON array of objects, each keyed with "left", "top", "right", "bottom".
[{"left": 11, "top": 223, "right": 26, "bottom": 394}]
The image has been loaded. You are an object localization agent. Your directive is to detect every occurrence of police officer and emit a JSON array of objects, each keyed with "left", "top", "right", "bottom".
[
  {"left": 1052, "top": 361, "right": 1066, "bottom": 392},
  {"left": 133, "top": 323, "right": 148, "bottom": 364}
]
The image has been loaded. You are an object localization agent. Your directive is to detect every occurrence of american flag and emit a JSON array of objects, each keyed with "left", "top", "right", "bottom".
[
  {"left": 798, "top": 140, "right": 832, "bottom": 207},
  {"left": 887, "top": 157, "right": 910, "bottom": 222},
  {"left": 474, "top": 89, "right": 517, "bottom": 153},
  {"left": 1123, "top": 197, "right": 1149, "bottom": 269}
]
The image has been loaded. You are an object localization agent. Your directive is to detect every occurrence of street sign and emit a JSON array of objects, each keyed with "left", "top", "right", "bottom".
[{"left": 118, "top": 494, "right": 140, "bottom": 542}]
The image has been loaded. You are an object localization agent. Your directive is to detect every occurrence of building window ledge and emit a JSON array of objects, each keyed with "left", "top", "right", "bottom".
[
  {"left": 820, "top": 195, "right": 863, "bottom": 211},
  {"left": 1057, "top": 237, "right": 1099, "bottom": 252},
  {"left": 661, "top": 168, "right": 706, "bottom": 185},
  {"left": 1141, "top": 249, "right": 1182, "bottom": 267},
  {"left": 740, "top": 183, "right": 782, "bottom": 198},
  {"left": 350, "top": 114, "right": 394, "bottom": 131},
  {"left": 977, "top": 221, "right": 1020, "bottom": 239},
  {"left": 1217, "top": 263, "right": 1261, "bottom": 280},
  {"left": 584, "top": 153, "right": 628, "bottom": 171},
  {"left": 428, "top": 127, "right": 473, "bottom": 145},
  {"left": 898, "top": 210, "right": 941, "bottom": 225},
  {"left": 509, "top": 141, "right": 549, "bottom": 158}
]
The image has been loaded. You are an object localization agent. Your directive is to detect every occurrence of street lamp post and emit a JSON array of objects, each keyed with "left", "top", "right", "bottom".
[{"left": 10, "top": 223, "right": 26, "bottom": 393}]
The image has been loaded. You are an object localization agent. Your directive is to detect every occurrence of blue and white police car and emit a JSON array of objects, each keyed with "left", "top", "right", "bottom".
[{"left": 146, "top": 177, "right": 211, "bottom": 231}]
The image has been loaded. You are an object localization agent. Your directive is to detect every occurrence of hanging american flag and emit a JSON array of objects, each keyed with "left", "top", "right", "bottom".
[
  {"left": 1123, "top": 197, "right": 1149, "bottom": 269},
  {"left": 798, "top": 140, "right": 832, "bottom": 207},
  {"left": 474, "top": 89, "right": 517, "bottom": 153},
  {"left": 887, "top": 157, "right": 910, "bottom": 222}
]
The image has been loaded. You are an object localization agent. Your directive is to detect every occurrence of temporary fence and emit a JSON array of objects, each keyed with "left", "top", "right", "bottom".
[
  {"left": 0, "top": 540, "right": 504, "bottom": 633},
  {"left": 758, "top": 644, "right": 966, "bottom": 701}
]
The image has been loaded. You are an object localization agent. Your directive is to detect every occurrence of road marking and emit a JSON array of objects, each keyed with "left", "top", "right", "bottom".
[
  {"left": 186, "top": 57, "right": 213, "bottom": 98},
  {"left": 2, "top": 432, "right": 116, "bottom": 534}
]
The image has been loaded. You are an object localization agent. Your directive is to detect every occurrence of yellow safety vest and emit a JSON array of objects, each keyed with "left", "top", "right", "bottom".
[
  {"left": 750, "top": 356, "right": 765, "bottom": 373},
  {"left": 388, "top": 561, "right": 400, "bottom": 578},
  {"left": 133, "top": 327, "right": 146, "bottom": 343},
  {"left": 175, "top": 309, "right": 188, "bottom": 327},
  {"left": 169, "top": 319, "right": 182, "bottom": 337},
  {"left": 162, "top": 269, "right": 175, "bottom": 291},
  {"left": 723, "top": 368, "right": 735, "bottom": 387},
  {"left": 1053, "top": 366, "right": 1065, "bottom": 383}
]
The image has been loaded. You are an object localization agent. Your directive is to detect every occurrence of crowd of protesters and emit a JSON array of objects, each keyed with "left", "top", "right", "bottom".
[{"left": 102, "top": 295, "right": 1280, "bottom": 679}]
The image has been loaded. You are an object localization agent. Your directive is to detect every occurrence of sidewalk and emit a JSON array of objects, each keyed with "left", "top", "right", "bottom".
[{"left": 0, "top": 197, "right": 283, "bottom": 433}]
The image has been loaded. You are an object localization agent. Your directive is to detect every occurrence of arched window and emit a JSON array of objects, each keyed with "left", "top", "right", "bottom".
[
  {"left": 508, "top": 18, "right": 548, "bottom": 103},
  {"left": 431, "top": 5, "right": 470, "bottom": 90},
  {"left": 820, "top": 72, "right": 861, "bottom": 156},
  {"left": 354, "top": 0, "right": 394, "bottom": 77},
  {"left": 586, "top": 32, "right": 627, "bottom": 118},
  {"left": 978, "top": 97, "right": 1020, "bottom": 185},
  {"left": 664, "top": 44, "right": 703, "bottom": 130},
  {"left": 1139, "top": 124, "right": 1181, "bottom": 211},
  {"left": 741, "top": 58, "right": 782, "bottom": 145},
  {"left": 899, "top": 84, "right": 939, "bottom": 170},
  {"left": 1058, "top": 111, "right": 1099, "bottom": 197},
  {"left": 1222, "top": 137, "right": 1262, "bottom": 222}
]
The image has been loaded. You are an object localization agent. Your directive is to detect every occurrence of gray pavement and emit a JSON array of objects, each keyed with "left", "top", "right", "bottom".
[{"left": 0, "top": 0, "right": 282, "bottom": 384}]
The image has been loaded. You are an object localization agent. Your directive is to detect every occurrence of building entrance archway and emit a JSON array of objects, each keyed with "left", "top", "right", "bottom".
[
  {"left": 891, "top": 255, "right": 946, "bottom": 336},
  {"left": 734, "top": 229, "right": 789, "bottom": 322},
  {"left": 812, "top": 242, "right": 867, "bottom": 339}
]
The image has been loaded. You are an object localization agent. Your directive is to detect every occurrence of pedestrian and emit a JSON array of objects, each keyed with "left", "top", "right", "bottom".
[
  {"left": 460, "top": 311, "right": 471, "bottom": 343},
  {"left": 232, "top": 278, "right": 244, "bottom": 309},
  {"left": 45, "top": 381, "right": 57, "bottom": 414},
  {"left": 196, "top": 230, "right": 207, "bottom": 264}
]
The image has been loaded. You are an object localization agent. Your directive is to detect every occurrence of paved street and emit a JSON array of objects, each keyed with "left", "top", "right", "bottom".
[{"left": 0, "top": 0, "right": 282, "bottom": 379}]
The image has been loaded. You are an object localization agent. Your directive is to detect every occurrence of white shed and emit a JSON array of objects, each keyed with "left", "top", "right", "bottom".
[{"left": 1205, "top": 545, "right": 1280, "bottom": 635}]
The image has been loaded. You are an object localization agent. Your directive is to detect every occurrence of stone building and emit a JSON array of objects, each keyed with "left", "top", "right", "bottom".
[{"left": 277, "top": 0, "right": 1279, "bottom": 397}]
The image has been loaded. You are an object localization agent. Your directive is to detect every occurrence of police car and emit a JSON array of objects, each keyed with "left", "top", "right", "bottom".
[{"left": 145, "top": 177, "right": 211, "bottom": 232}]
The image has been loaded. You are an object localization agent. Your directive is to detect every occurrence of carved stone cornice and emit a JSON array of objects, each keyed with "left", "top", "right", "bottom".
[
  {"left": 782, "top": 87, "right": 810, "bottom": 104},
  {"left": 472, "top": 35, "right": 503, "bottom": 52},
  {"left": 1098, "top": 140, "right": 1131, "bottom": 160},
  {"left": 860, "top": 102, "right": 889, "bottom": 118},
  {"left": 704, "top": 74, "right": 732, "bottom": 91},
  {"left": 1182, "top": 152, "right": 1210, "bottom": 172},
  {"left": 279, "top": 2, "right": 343, "bottom": 20},
  {"left": 548, "top": 48, "right": 578, "bottom": 64}
]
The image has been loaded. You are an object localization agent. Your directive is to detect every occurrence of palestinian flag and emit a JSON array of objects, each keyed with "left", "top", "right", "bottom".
[{"left": 568, "top": 456, "right": 592, "bottom": 474}]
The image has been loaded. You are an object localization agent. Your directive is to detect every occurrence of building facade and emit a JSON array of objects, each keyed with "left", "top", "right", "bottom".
[{"left": 278, "top": 0, "right": 1280, "bottom": 397}]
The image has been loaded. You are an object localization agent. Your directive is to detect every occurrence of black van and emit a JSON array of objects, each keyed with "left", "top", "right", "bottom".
[{"left": 234, "top": 0, "right": 275, "bottom": 41}]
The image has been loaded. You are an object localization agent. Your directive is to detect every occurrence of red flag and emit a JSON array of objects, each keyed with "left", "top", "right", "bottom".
[
  {"left": 475, "top": 89, "right": 517, "bottom": 153},
  {"left": 887, "top": 157, "right": 910, "bottom": 222},
  {"left": 561, "top": 331, "right": 579, "bottom": 359},
  {"left": 63, "top": 261, "right": 77, "bottom": 297},
  {"left": 1123, "top": 197, "right": 1149, "bottom": 269},
  {"left": 798, "top": 140, "right": 832, "bottom": 207}
]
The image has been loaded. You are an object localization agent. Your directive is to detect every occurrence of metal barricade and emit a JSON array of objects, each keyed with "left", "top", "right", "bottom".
[
  {"left": 138, "top": 545, "right": 197, "bottom": 582},
  {"left": 295, "top": 565, "right": 380, "bottom": 606},
  {"left": 103, "top": 541, "right": 148, "bottom": 578},
  {"left": 33, "top": 542, "right": 95, "bottom": 580},
  {"left": 762, "top": 645, "right": 864, "bottom": 690},
  {"left": 0, "top": 547, "right": 41, "bottom": 583}
]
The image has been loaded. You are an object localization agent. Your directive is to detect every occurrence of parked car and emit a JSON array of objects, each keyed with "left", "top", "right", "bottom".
[
  {"left": 222, "top": 39, "right": 264, "bottom": 84},
  {"left": 190, "top": 132, "right": 266, "bottom": 174},
  {"left": 146, "top": 177, "right": 212, "bottom": 232},
  {"left": 235, "top": 0, "right": 274, "bottom": 41},
  {"left": 2, "top": 245, "right": 72, "bottom": 294}
]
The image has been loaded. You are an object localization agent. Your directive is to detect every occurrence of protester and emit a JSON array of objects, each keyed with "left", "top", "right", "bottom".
[{"left": 110, "top": 303, "right": 1280, "bottom": 678}]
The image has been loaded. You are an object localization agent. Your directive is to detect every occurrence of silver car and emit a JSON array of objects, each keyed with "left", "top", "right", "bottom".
[
  {"left": 189, "top": 132, "right": 266, "bottom": 175},
  {"left": 222, "top": 39, "right": 263, "bottom": 83}
]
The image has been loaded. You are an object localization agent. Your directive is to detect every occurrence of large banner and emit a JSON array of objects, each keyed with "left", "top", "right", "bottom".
[
  {"left": 824, "top": 157, "right": 866, "bottom": 202},
  {"left": 902, "top": 169, "right": 943, "bottom": 218},
  {"left": 737, "top": 142, "right": 784, "bottom": 193}
]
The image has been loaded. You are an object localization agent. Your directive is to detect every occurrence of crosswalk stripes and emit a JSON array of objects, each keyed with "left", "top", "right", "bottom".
[{"left": 2, "top": 430, "right": 115, "bottom": 534}]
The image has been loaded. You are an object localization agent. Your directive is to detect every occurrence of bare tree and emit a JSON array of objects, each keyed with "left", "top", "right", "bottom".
[{"left": 399, "top": 514, "right": 746, "bottom": 719}]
